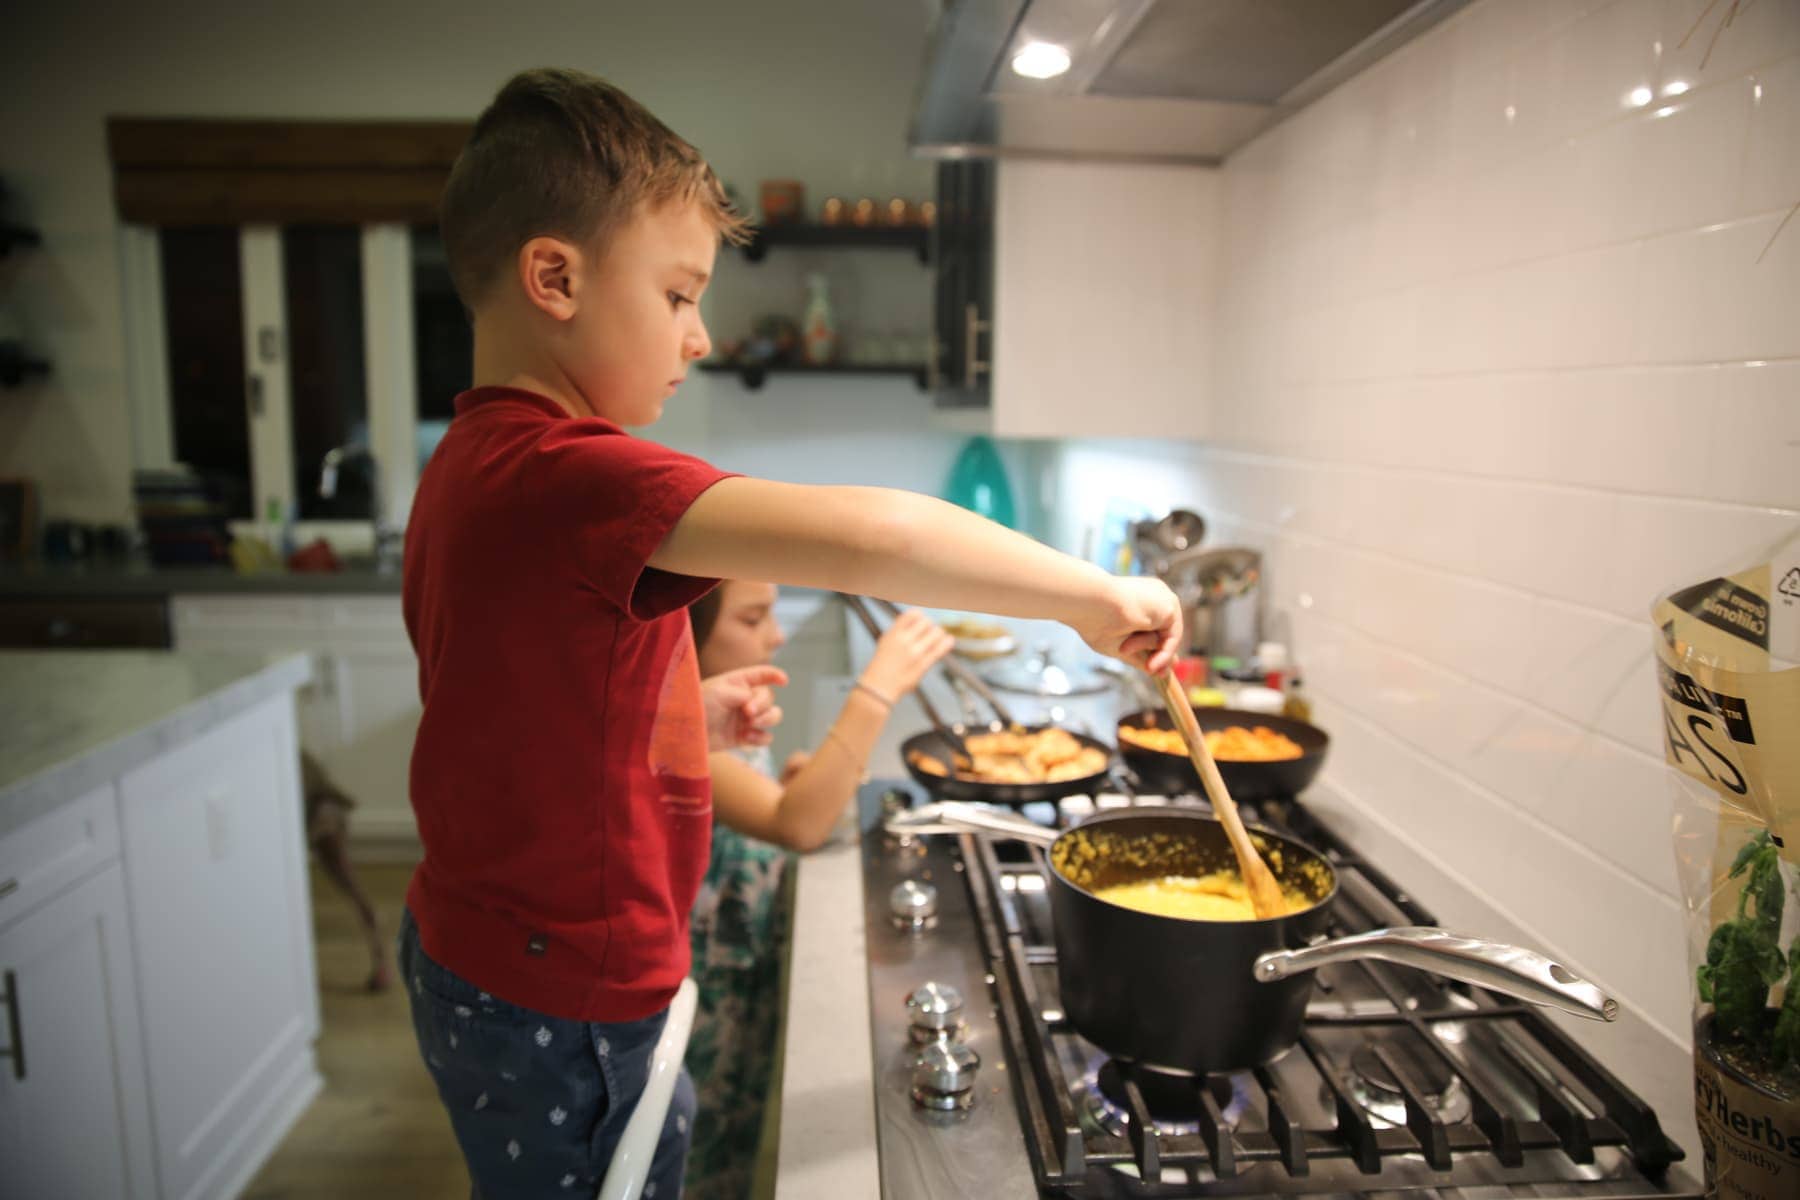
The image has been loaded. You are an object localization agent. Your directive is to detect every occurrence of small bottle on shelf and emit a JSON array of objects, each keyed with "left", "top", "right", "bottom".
[{"left": 802, "top": 273, "right": 837, "bottom": 365}]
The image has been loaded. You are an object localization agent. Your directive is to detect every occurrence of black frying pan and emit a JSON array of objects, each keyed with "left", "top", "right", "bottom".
[
  {"left": 900, "top": 721, "right": 1116, "bottom": 806},
  {"left": 1118, "top": 706, "right": 1329, "bottom": 800}
]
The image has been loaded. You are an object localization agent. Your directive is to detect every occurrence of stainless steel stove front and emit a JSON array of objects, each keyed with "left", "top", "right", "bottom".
[{"left": 861, "top": 787, "right": 1039, "bottom": 1200}]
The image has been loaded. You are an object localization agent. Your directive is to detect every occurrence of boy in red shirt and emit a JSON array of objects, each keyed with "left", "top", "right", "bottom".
[{"left": 400, "top": 67, "right": 1181, "bottom": 1199}]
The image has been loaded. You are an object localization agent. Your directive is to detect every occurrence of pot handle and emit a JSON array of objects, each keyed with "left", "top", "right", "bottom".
[
  {"left": 1253, "top": 927, "right": 1618, "bottom": 1022},
  {"left": 883, "top": 801, "right": 1060, "bottom": 848}
]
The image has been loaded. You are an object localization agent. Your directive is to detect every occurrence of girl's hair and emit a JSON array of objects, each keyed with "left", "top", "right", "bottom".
[{"left": 688, "top": 583, "right": 727, "bottom": 649}]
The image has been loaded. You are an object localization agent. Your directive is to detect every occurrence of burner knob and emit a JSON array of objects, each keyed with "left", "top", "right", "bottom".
[
  {"left": 911, "top": 1040, "right": 980, "bottom": 1111},
  {"left": 905, "top": 981, "right": 964, "bottom": 1032},
  {"left": 890, "top": 879, "right": 938, "bottom": 932}
]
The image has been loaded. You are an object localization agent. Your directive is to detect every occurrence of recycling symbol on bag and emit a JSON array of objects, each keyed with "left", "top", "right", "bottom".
[{"left": 1781, "top": 567, "right": 1800, "bottom": 602}]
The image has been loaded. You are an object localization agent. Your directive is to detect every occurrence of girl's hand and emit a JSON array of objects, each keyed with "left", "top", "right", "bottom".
[
  {"left": 701, "top": 664, "right": 788, "bottom": 750},
  {"left": 861, "top": 609, "right": 956, "bottom": 700}
]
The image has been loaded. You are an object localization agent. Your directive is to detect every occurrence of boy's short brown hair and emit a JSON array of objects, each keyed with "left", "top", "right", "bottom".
[{"left": 441, "top": 67, "right": 751, "bottom": 308}]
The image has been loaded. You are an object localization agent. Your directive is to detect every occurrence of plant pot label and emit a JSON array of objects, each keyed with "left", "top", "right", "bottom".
[{"left": 1694, "top": 1045, "right": 1799, "bottom": 1199}]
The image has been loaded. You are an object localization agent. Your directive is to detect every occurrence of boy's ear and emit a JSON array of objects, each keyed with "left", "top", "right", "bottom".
[{"left": 518, "top": 237, "right": 583, "bottom": 321}]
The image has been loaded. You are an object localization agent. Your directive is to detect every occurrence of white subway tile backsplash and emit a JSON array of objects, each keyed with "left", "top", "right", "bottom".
[
  {"left": 1630, "top": 74, "right": 1755, "bottom": 239},
  {"left": 1656, "top": 0, "right": 1800, "bottom": 89},
  {"left": 1742, "top": 55, "right": 1800, "bottom": 217},
  {"left": 1631, "top": 209, "right": 1800, "bottom": 363},
  {"left": 1310, "top": 698, "right": 1691, "bottom": 1039},
  {"left": 1545, "top": 0, "right": 1668, "bottom": 140},
  {"left": 1133, "top": 0, "right": 1800, "bottom": 1056}
]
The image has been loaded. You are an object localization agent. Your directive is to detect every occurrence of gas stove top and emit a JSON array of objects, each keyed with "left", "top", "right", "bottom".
[{"left": 856, "top": 779, "right": 1702, "bottom": 1199}]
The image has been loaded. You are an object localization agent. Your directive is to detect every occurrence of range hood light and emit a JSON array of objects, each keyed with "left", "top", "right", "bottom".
[{"left": 1011, "top": 41, "right": 1072, "bottom": 80}]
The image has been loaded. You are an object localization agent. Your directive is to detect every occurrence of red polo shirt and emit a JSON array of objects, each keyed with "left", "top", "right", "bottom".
[{"left": 402, "top": 386, "right": 729, "bottom": 1022}]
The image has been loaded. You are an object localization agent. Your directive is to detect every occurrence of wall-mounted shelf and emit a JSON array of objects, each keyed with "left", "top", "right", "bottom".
[
  {"left": 698, "top": 360, "right": 929, "bottom": 392},
  {"left": 740, "top": 223, "right": 930, "bottom": 264},
  {"left": 0, "top": 225, "right": 43, "bottom": 258},
  {"left": 0, "top": 342, "right": 52, "bottom": 388}
]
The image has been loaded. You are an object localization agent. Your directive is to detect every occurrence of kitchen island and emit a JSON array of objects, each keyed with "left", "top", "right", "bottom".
[{"left": 0, "top": 650, "right": 319, "bottom": 1199}]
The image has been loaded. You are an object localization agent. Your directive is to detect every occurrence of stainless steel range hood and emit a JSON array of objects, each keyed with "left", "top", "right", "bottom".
[{"left": 911, "top": 0, "right": 1471, "bottom": 164}]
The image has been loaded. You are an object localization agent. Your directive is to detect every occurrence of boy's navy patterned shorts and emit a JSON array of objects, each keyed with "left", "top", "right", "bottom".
[{"left": 399, "top": 909, "right": 696, "bottom": 1199}]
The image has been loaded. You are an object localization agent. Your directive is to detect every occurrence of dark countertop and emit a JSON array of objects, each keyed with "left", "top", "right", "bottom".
[{"left": 0, "top": 561, "right": 402, "bottom": 597}]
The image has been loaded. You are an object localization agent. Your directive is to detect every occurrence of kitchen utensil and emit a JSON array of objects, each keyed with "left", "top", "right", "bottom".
[
  {"left": 983, "top": 641, "right": 1110, "bottom": 698},
  {"left": 886, "top": 803, "right": 1616, "bottom": 1073},
  {"left": 866, "top": 596, "right": 1016, "bottom": 726},
  {"left": 1167, "top": 546, "right": 1262, "bottom": 657},
  {"left": 839, "top": 594, "right": 973, "bottom": 764},
  {"left": 1131, "top": 508, "right": 1206, "bottom": 567},
  {"left": 1117, "top": 705, "right": 1329, "bottom": 800},
  {"left": 1153, "top": 669, "right": 1284, "bottom": 919}
]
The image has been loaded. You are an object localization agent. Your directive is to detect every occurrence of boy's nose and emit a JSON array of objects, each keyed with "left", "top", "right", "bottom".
[{"left": 685, "top": 318, "right": 712, "bottom": 362}]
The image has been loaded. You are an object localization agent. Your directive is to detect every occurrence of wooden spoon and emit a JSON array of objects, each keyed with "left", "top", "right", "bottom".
[{"left": 1152, "top": 668, "right": 1287, "bottom": 919}]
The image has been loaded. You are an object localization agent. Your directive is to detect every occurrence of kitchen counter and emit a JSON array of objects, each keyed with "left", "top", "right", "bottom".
[
  {"left": 773, "top": 780, "right": 1702, "bottom": 1196},
  {"left": 0, "top": 649, "right": 313, "bottom": 838},
  {"left": 0, "top": 648, "right": 321, "bottom": 1197},
  {"left": 0, "top": 560, "right": 401, "bottom": 596},
  {"left": 775, "top": 811, "right": 883, "bottom": 1198}
]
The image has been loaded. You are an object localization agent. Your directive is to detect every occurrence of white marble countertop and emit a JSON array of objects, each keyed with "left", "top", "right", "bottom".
[
  {"left": 775, "top": 817, "right": 881, "bottom": 1199},
  {"left": 0, "top": 650, "right": 313, "bottom": 838}
]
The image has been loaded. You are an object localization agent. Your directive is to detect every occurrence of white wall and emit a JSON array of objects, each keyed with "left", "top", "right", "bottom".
[
  {"left": 992, "top": 160, "right": 1220, "bottom": 438},
  {"left": 1196, "top": 0, "right": 1800, "bottom": 1055},
  {"left": 0, "top": 0, "right": 974, "bottom": 523}
]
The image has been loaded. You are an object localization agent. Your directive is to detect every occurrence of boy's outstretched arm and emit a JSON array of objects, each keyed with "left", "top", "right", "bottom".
[{"left": 651, "top": 478, "right": 1183, "bottom": 672}]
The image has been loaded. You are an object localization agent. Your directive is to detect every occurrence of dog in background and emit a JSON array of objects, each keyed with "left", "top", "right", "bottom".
[{"left": 301, "top": 752, "right": 392, "bottom": 992}]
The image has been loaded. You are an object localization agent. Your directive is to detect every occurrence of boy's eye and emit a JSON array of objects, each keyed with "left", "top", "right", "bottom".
[{"left": 667, "top": 291, "right": 692, "bottom": 309}]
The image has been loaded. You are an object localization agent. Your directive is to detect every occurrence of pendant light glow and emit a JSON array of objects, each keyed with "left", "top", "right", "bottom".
[{"left": 1011, "top": 41, "right": 1071, "bottom": 80}]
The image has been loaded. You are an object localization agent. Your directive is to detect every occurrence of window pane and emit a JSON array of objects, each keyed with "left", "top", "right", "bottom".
[
  {"left": 411, "top": 227, "right": 471, "bottom": 472},
  {"left": 159, "top": 228, "right": 251, "bottom": 519},
  {"left": 284, "top": 226, "right": 369, "bottom": 519}
]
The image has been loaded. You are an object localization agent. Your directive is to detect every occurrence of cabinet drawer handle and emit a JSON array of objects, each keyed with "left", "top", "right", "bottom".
[
  {"left": 963, "top": 302, "right": 990, "bottom": 389},
  {"left": 1, "top": 970, "right": 23, "bottom": 1081}
]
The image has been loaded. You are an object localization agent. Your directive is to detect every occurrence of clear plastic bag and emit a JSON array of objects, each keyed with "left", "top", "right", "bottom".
[{"left": 1658, "top": 531, "right": 1800, "bottom": 1197}]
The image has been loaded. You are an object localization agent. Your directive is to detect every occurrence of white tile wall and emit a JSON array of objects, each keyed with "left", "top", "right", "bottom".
[{"left": 1199, "top": 0, "right": 1800, "bottom": 1049}]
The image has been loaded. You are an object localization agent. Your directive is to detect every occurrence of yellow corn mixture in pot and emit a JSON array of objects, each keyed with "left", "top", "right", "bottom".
[{"left": 1093, "top": 871, "right": 1313, "bottom": 921}]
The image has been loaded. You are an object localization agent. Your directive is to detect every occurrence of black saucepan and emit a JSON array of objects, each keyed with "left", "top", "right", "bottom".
[
  {"left": 889, "top": 803, "right": 1615, "bottom": 1074},
  {"left": 1117, "top": 706, "right": 1330, "bottom": 800},
  {"left": 899, "top": 722, "right": 1115, "bottom": 807}
]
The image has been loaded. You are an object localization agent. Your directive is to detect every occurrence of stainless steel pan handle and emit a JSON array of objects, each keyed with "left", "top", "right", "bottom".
[
  {"left": 884, "top": 800, "right": 1060, "bottom": 849},
  {"left": 1254, "top": 927, "right": 1617, "bottom": 1022}
]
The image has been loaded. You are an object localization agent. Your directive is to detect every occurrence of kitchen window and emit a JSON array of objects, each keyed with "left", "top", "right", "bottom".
[
  {"left": 124, "top": 222, "right": 426, "bottom": 546},
  {"left": 111, "top": 116, "right": 473, "bottom": 548},
  {"left": 282, "top": 226, "right": 369, "bottom": 520},
  {"left": 410, "top": 226, "right": 471, "bottom": 473},
  {"left": 156, "top": 227, "right": 251, "bottom": 519}
]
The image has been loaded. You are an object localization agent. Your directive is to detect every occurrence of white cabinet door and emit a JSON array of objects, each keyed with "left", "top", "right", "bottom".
[
  {"left": 173, "top": 593, "right": 421, "bottom": 844},
  {"left": 0, "top": 863, "right": 156, "bottom": 1200},
  {"left": 992, "top": 159, "right": 1220, "bottom": 439},
  {"left": 316, "top": 647, "right": 420, "bottom": 841},
  {"left": 118, "top": 697, "right": 319, "bottom": 1200}
]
